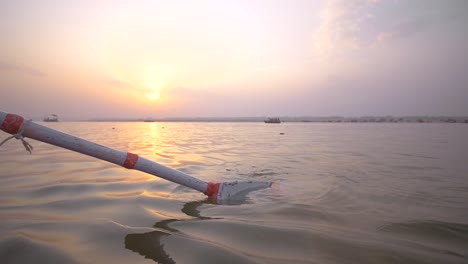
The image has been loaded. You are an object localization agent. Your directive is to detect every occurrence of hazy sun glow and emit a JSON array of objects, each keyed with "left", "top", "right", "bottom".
[{"left": 146, "top": 91, "right": 160, "bottom": 100}]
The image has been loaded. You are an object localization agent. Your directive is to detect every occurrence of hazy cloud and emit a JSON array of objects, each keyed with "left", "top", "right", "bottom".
[
  {"left": 312, "top": 0, "right": 376, "bottom": 58},
  {"left": 106, "top": 79, "right": 133, "bottom": 89},
  {"left": 314, "top": 0, "right": 468, "bottom": 52},
  {"left": 0, "top": 61, "right": 44, "bottom": 77},
  {"left": 375, "top": 1, "right": 468, "bottom": 44},
  {"left": 105, "top": 78, "right": 154, "bottom": 94}
]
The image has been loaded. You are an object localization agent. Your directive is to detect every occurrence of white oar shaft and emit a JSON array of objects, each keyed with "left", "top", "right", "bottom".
[{"left": 0, "top": 111, "right": 210, "bottom": 194}]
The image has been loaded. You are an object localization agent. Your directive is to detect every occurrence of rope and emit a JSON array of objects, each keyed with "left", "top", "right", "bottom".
[{"left": 0, "top": 119, "right": 33, "bottom": 154}]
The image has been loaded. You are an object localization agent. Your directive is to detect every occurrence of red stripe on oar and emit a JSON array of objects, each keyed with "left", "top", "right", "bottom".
[
  {"left": 123, "top": 152, "right": 139, "bottom": 169},
  {"left": 0, "top": 113, "right": 24, "bottom": 134},
  {"left": 204, "top": 182, "right": 220, "bottom": 198}
]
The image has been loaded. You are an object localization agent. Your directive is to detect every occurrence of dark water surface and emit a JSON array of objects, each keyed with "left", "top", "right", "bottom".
[{"left": 1, "top": 122, "right": 467, "bottom": 263}]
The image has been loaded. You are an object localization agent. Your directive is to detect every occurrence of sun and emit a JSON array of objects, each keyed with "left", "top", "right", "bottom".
[{"left": 146, "top": 92, "right": 160, "bottom": 100}]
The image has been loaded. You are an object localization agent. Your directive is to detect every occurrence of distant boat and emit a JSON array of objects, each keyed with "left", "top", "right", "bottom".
[
  {"left": 264, "top": 117, "right": 281, "bottom": 123},
  {"left": 43, "top": 114, "right": 59, "bottom": 122}
]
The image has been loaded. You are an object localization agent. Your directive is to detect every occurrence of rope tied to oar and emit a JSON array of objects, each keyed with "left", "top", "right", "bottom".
[{"left": 0, "top": 119, "right": 33, "bottom": 153}]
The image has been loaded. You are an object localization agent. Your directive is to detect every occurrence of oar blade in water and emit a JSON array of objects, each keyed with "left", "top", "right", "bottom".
[{"left": 216, "top": 181, "right": 272, "bottom": 201}]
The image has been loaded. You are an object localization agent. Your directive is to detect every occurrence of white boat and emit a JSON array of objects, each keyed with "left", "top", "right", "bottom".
[{"left": 43, "top": 114, "right": 59, "bottom": 122}]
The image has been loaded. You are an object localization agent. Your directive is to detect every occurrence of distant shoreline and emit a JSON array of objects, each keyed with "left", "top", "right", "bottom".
[{"left": 42, "top": 116, "right": 468, "bottom": 123}]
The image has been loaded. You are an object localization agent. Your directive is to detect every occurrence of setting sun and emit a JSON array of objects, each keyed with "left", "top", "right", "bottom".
[{"left": 146, "top": 92, "right": 160, "bottom": 100}]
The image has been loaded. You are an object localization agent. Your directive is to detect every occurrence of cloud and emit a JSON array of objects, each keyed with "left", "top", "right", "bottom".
[
  {"left": 376, "top": 31, "right": 392, "bottom": 43},
  {"left": 305, "top": 0, "right": 468, "bottom": 116},
  {"left": 313, "top": 0, "right": 468, "bottom": 53},
  {"left": 375, "top": 1, "right": 468, "bottom": 44},
  {"left": 106, "top": 78, "right": 133, "bottom": 90},
  {"left": 105, "top": 78, "right": 153, "bottom": 93},
  {"left": 0, "top": 61, "right": 44, "bottom": 77},
  {"left": 312, "top": 0, "right": 376, "bottom": 58},
  {"left": 376, "top": 18, "right": 437, "bottom": 44}
]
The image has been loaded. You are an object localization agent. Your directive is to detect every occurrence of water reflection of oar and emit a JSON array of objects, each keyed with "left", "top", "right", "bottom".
[{"left": 0, "top": 111, "right": 272, "bottom": 201}]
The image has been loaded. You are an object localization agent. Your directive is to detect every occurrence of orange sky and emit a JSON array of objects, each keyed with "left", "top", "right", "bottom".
[{"left": 1, "top": 0, "right": 468, "bottom": 120}]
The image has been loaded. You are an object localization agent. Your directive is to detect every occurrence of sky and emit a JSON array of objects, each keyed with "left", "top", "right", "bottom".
[{"left": 1, "top": 0, "right": 467, "bottom": 120}]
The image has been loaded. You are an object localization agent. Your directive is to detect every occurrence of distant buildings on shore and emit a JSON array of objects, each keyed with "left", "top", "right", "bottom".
[
  {"left": 38, "top": 115, "right": 468, "bottom": 123},
  {"left": 136, "top": 116, "right": 468, "bottom": 123},
  {"left": 287, "top": 116, "right": 468, "bottom": 123}
]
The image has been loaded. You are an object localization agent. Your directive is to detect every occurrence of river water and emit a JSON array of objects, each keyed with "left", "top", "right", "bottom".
[{"left": 0, "top": 122, "right": 467, "bottom": 264}]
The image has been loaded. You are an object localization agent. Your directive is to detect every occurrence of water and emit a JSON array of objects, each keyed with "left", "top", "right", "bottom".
[{"left": 0, "top": 122, "right": 467, "bottom": 264}]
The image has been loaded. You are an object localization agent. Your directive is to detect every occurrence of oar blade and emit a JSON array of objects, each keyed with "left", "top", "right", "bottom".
[{"left": 216, "top": 181, "right": 272, "bottom": 201}]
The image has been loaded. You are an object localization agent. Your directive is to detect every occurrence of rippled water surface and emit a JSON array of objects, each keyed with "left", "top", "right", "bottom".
[{"left": 1, "top": 122, "right": 467, "bottom": 263}]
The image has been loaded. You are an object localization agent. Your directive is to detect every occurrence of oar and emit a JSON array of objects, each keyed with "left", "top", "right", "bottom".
[{"left": 0, "top": 111, "right": 272, "bottom": 201}]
